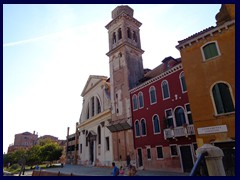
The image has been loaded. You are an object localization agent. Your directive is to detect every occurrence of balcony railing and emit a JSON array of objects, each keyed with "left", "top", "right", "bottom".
[{"left": 163, "top": 124, "right": 195, "bottom": 139}]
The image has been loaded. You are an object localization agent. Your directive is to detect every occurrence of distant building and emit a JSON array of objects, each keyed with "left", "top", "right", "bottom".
[
  {"left": 8, "top": 131, "right": 38, "bottom": 153},
  {"left": 38, "top": 135, "right": 58, "bottom": 143},
  {"left": 130, "top": 57, "right": 197, "bottom": 172},
  {"left": 66, "top": 127, "right": 79, "bottom": 164}
]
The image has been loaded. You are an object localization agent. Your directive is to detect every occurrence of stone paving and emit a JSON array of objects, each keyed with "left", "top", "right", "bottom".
[{"left": 16, "top": 164, "right": 190, "bottom": 176}]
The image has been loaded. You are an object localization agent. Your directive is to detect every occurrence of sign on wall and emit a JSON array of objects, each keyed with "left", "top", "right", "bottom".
[{"left": 197, "top": 125, "right": 228, "bottom": 135}]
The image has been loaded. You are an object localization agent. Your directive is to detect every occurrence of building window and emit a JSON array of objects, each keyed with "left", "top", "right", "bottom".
[
  {"left": 153, "top": 115, "right": 160, "bottom": 134},
  {"left": 86, "top": 106, "right": 90, "bottom": 119},
  {"left": 80, "top": 144, "right": 82, "bottom": 154},
  {"left": 175, "top": 107, "right": 186, "bottom": 127},
  {"left": 133, "top": 31, "right": 137, "bottom": 42},
  {"left": 91, "top": 97, "right": 95, "bottom": 117},
  {"left": 149, "top": 86, "right": 157, "bottom": 104},
  {"left": 170, "top": 145, "right": 178, "bottom": 156},
  {"left": 135, "top": 120, "right": 140, "bottom": 137},
  {"left": 97, "top": 126, "right": 101, "bottom": 144},
  {"left": 132, "top": 94, "right": 138, "bottom": 110},
  {"left": 118, "top": 28, "right": 122, "bottom": 40},
  {"left": 185, "top": 104, "right": 193, "bottom": 124},
  {"left": 138, "top": 92, "right": 144, "bottom": 109},
  {"left": 147, "top": 148, "right": 151, "bottom": 160},
  {"left": 106, "top": 137, "right": 110, "bottom": 151},
  {"left": 156, "top": 146, "right": 163, "bottom": 159},
  {"left": 165, "top": 109, "right": 174, "bottom": 128},
  {"left": 162, "top": 80, "right": 170, "bottom": 99},
  {"left": 97, "top": 98, "right": 101, "bottom": 114},
  {"left": 180, "top": 72, "right": 187, "bottom": 93},
  {"left": 127, "top": 27, "right": 131, "bottom": 39},
  {"left": 212, "top": 82, "right": 235, "bottom": 114},
  {"left": 113, "top": 32, "right": 116, "bottom": 44},
  {"left": 86, "top": 137, "right": 88, "bottom": 146},
  {"left": 141, "top": 119, "right": 147, "bottom": 136},
  {"left": 202, "top": 41, "right": 220, "bottom": 60}
]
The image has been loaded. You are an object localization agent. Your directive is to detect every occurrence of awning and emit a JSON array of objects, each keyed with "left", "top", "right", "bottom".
[{"left": 106, "top": 118, "right": 132, "bottom": 132}]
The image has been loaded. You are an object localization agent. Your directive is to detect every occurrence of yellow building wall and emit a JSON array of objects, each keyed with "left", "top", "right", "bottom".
[{"left": 179, "top": 24, "right": 235, "bottom": 147}]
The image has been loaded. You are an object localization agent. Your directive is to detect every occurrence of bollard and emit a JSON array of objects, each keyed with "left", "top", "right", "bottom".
[{"left": 196, "top": 144, "right": 226, "bottom": 176}]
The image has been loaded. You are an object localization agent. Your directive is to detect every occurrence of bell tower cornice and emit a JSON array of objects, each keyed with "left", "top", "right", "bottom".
[
  {"left": 106, "top": 41, "right": 144, "bottom": 57},
  {"left": 105, "top": 13, "right": 142, "bottom": 30}
]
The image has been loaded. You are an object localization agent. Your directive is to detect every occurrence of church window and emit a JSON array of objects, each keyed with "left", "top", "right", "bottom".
[
  {"left": 127, "top": 27, "right": 131, "bottom": 39},
  {"left": 133, "top": 31, "right": 137, "bottom": 42},
  {"left": 98, "top": 126, "right": 101, "bottom": 144},
  {"left": 118, "top": 28, "right": 122, "bottom": 40},
  {"left": 113, "top": 32, "right": 116, "bottom": 44}
]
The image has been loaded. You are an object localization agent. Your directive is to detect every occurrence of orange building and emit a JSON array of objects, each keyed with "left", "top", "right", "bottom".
[{"left": 176, "top": 4, "right": 235, "bottom": 149}]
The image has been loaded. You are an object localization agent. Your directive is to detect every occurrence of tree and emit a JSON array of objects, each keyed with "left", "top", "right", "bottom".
[
  {"left": 39, "top": 142, "right": 63, "bottom": 164},
  {"left": 25, "top": 145, "right": 41, "bottom": 168}
]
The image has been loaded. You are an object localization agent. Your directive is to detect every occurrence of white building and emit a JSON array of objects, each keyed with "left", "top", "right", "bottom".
[{"left": 77, "top": 75, "right": 113, "bottom": 166}]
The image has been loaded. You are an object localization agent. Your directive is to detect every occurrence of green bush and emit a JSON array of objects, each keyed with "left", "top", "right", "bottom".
[{"left": 9, "top": 163, "right": 21, "bottom": 170}]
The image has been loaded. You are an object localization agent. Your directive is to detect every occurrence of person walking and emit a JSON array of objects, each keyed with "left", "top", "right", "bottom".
[
  {"left": 111, "top": 162, "right": 119, "bottom": 176},
  {"left": 119, "top": 166, "right": 125, "bottom": 176}
]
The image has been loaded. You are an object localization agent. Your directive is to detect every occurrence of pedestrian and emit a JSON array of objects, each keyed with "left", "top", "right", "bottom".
[
  {"left": 22, "top": 166, "right": 25, "bottom": 175},
  {"left": 35, "top": 164, "right": 40, "bottom": 170},
  {"left": 111, "top": 162, "right": 119, "bottom": 176},
  {"left": 128, "top": 165, "right": 137, "bottom": 176},
  {"left": 119, "top": 166, "right": 125, "bottom": 176},
  {"left": 7, "top": 162, "right": 10, "bottom": 168},
  {"left": 126, "top": 154, "right": 131, "bottom": 167}
]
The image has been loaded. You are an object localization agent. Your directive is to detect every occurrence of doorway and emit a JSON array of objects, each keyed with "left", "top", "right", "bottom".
[
  {"left": 180, "top": 145, "right": 194, "bottom": 172},
  {"left": 137, "top": 148, "right": 143, "bottom": 167}
]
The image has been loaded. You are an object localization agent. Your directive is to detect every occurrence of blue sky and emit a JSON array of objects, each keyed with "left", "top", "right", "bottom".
[{"left": 3, "top": 4, "right": 221, "bottom": 153}]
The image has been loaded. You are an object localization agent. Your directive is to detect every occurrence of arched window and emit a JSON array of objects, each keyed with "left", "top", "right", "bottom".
[
  {"left": 132, "top": 94, "right": 138, "bottom": 110},
  {"left": 86, "top": 106, "right": 90, "bottom": 119},
  {"left": 162, "top": 80, "right": 170, "bottom": 99},
  {"left": 127, "top": 27, "right": 131, "bottom": 39},
  {"left": 153, "top": 115, "right": 160, "bottom": 134},
  {"left": 133, "top": 31, "right": 137, "bottom": 42},
  {"left": 138, "top": 92, "right": 144, "bottom": 108},
  {"left": 175, "top": 107, "right": 186, "bottom": 127},
  {"left": 180, "top": 72, "right": 187, "bottom": 93},
  {"left": 91, "top": 97, "right": 95, "bottom": 117},
  {"left": 141, "top": 119, "right": 146, "bottom": 136},
  {"left": 118, "top": 28, "right": 122, "bottom": 40},
  {"left": 212, "top": 83, "right": 234, "bottom": 114},
  {"left": 97, "top": 98, "right": 101, "bottom": 114},
  {"left": 113, "top": 32, "right": 116, "bottom": 44},
  {"left": 135, "top": 120, "right": 140, "bottom": 137},
  {"left": 97, "top": 126, "right": 101, "bottom": 144},
  {"left": 149, "top": 86, "right": 157, "bottom": 104},
  {"left": 202, "top": 41, "right": 220, "bottom": 60}
]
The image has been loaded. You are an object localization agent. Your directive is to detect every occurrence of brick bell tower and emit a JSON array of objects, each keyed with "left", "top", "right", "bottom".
[{"left": 105, "top": 5, "right": 144, "bottom": 164}]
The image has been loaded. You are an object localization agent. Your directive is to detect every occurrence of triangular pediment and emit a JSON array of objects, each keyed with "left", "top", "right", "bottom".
[{"left": 81, "top": 75, "right": 108, "bottom": 97}]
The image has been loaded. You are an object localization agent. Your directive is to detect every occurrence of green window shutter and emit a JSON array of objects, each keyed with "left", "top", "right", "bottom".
[{"left": 203, "top": 42, "right": 219, "bottom": 60}]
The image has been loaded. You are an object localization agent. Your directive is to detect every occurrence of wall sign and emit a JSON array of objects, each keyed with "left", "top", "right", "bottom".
[{"left": 197, "top": 125, "right": 228, "bottom": 135}]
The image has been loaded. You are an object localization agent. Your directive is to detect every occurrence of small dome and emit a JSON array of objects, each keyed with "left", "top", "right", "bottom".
[{"left": 112, "top": 5, "right": 134, "bottom": 19}]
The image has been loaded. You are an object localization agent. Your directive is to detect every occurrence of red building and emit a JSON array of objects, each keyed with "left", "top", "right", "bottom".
[
  {"left": 130, "top": 56, "right": 197, "bottom": 172},
  {"left": 7, "top": 131, "right": 38, "bottom": 153}
]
